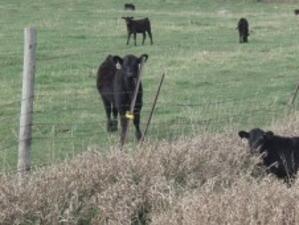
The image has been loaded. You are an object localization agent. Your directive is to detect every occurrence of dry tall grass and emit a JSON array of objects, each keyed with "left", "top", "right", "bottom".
[{"left": 1, "top": 115, "right": 299, "bottom": 225}]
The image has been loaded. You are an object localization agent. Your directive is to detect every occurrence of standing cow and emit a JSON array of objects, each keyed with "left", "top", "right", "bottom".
[
  {"left": 122, "top": 17, "right": 153, "bottom": 46},
  {"left": 237, "top": 18, "right": 249, "bottom": 43},
  {"left": 239, "top": 128, "right": 299, "bottom": 183},
  {"left": 124, "top": 3, "right": 135, "bottom": 10},
  {"left": 113, "top": 54, "right": 148, "bottom": 145},
  {"left": 96, "top": 55, "right": 119, "bottom": 132}
]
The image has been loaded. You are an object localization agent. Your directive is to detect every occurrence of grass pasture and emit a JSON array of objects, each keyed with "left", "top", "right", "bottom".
[{"left": 0, "top": 0, "right": 299, "bottom": 170}]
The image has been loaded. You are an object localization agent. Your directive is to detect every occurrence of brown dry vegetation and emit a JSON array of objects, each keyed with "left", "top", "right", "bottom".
[{"left": 1, "top": 114, "right": 299, "bottom": 225}]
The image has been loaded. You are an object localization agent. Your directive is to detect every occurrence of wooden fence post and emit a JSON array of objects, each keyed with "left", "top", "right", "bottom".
[{"left": 18, "top": 27, "right": 37, "bottom": 175}]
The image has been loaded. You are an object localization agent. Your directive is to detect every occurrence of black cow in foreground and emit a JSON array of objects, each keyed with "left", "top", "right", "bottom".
[
  {"left": 239, "top": 128, "right": 299, "bottom": 183},
  {"left": 124, "top": 3, "right": 135, "bottom": 10},
  {"left": 113, "top": 54, "right": 148, "bottom": 145},
  {"left": 96, "top": 55, "right": 118, "bottom": 132},
  {"left": 237, "top": 18, "right": 249, "bottom": 43},
  {"left": 295, "top": 9, "right": 299, "bottom": 15},
  {"left": 97, "top": 54, "right": 148, "bottom": 145},
  {"left": 122, "top": 17, "right": 153, "bottom": 46}
]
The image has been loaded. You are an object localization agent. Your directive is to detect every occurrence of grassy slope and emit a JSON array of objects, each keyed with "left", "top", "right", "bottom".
[{"left": 0, "top": 0, "right": 299, "bottom": 170}]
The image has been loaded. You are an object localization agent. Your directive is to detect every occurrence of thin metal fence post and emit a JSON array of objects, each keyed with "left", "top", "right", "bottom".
[
  {"left": 140, "top": 73, "right": 165, "bottom": 143},
  {"left": 18, "top": 27, "right": 37, "bottom": 175}
]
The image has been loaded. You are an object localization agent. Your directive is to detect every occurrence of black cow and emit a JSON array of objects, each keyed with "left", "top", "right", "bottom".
[
  {"left": 124, "top": 3, "right": 135, "bottom": 10},
  {"left": 113, "top": 54, "right": 148, "bottom": 145},
  {"left": 96, "top": 55, "right": 119, "bottom": 132},
  {"left": 122, "top": 17, "right": 153, "bottom": 46},
  {"left": 237, "top": 18, "right": 249, "bottom": 43},
  {"left": 295, "top": 9, "right": 299, "bottom": 15},
  {"left": 239, "top": 128, "right": 299, "bottom": 183}
]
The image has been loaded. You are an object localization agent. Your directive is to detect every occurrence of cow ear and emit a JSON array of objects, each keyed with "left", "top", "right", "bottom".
[
  {"left": 106, "top": 54, "right": 112, "bottom": 61},
  {"left": 238, "top": 131, "right": 249, "bottom": 139},
  {"left": 139, "top": 54, "right": 148, "bottom": 63},
  {"left": 263, "top": 131, "right": 274, "bottom": 139}
]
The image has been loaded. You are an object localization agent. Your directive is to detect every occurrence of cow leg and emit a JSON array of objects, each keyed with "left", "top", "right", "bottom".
[
  {"left": 111, "top": 105, "right": 118, "bottom": 131},
  {"left": 127, "top": 33, "right": 132, "bottom": 45},
  {"left": 102, "top": 98, "right": 114, "bottom": 132},
  {"left": 133, "top": 112, "right": 142, "bottom": 141},
  {"left": 120, "top": 115, "right": 128, "bottom": 146},
  {"left": 142, "top": 32, "right": 146, "bottom": 45},
  {"left": 244, "top": 35, "right": 248, "bottom": 43},
  {"left": 239, "top": 35, "right": 243, "bottom": 43},
  {"left": 148, "top": 30, "right": 153, "bottom": 45},
  {"left": 134, "top": 33, "right": 137, "bottom": 46}
]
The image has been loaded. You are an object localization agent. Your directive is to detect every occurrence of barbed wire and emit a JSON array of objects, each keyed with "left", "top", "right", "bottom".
[{"left": 0, "top": 82, "right": 297, "bottom": 173}]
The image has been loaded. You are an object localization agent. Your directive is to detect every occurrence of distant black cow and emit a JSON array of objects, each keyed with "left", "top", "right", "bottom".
[
  {"left": 122, "top": 17, "right": 153, "bottom": 46},
  {"left": 113, "top": 54, "right": 148, "bottom": 145},
  {"left": 237, "top": 18, "right": 249, "bottom": 43},
  {"left": 239, "top": 128, "right": 299, "bottom": 182},
  {"left": 295, "top": 9, "right": 299, "bottom": 15},
  {"left": 96, "top": 55, "right": 119, "bottom": 132},
  {"left": 124, "top": 3, "right": 135, "bottom": 10}
]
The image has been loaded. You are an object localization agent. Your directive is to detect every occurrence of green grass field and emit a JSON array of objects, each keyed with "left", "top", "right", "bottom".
[{"left": 0, "top": 0, "right": 299, "bottom": 171}]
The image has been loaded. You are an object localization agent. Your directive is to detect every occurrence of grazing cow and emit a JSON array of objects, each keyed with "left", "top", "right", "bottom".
[
  {"left": 237, "top": 18, "right": 249, "bottom": 43},
  {"left": 121, "top": 17, "right": 153, "bottom": 46},
  {"left": 295, "top": 9, "right": 299, "bottom": 15},
  {"left": 124, "top": 3, "right": 135, "bottom": 10},
  {"left": 239, "top": 128, "right": 299, "bottom": 183},
  {"left": 96, "top": 55, "right": 119, "bottom": 132},
  {"left": 113, "top": 54, "right": 148, "bottom": 145}
]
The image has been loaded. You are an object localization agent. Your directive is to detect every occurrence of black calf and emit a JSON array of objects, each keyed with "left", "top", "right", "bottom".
[
  {"left": 122, "top": 17, "right": 153, "bottom": 46},
  {"left": 239, "top": 128, "right": 299, "bottom": 183},
  {"left": 237, "top": 18, "right": 249, "bottom": 43},
  {"left": 113, "top": 54, "right": 148, "bottom": 145},
  {"left": 124, "top": 3, "right": 135, "bottom": 10}
]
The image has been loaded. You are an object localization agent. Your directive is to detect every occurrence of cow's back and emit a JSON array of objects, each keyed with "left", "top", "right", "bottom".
[
  {"left": 238, "top": 18, "right": 249, "bottom": 34},
  {"left": 262, "top": 136, "right": 299, "bottom": 178}
]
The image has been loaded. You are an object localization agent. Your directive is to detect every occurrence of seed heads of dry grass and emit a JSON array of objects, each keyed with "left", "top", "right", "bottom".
[{"left": 0, "top": 126, "right": 299, "bottom": 224}]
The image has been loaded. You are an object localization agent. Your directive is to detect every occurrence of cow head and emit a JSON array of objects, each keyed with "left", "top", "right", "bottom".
[
  {"left": 121, "top": 16, "right": 134, "bottom": 24},
  {"left": 113, "top": 54, "right": 148, "bottom": 82},
  {"left": 238, "top": 128, "right": 274, "bottom": 154}
]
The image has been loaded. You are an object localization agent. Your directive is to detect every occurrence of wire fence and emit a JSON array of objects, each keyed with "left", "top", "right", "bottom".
[{"left": 0, "top": 80, "right": 298, "bottom": 174}]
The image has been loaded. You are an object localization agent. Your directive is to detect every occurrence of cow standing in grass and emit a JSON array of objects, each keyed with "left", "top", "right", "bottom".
[
  {"left": 122, "top": 17, "right": 153, "bottom": 46},
  {"left": 239, "top": 128, "right": 299, "bottom": 183},
  {"left": 113, "top": 54, "right": 148, "bottom": 145},
  {"left": 96, "top": 55, "right": 119, "bottom": 132},
  {"left": 124, "top": 3, "right": 135, "bottom": 10},
  {"left": 237, "top": 18, "right": 249, "bottom": 43}
]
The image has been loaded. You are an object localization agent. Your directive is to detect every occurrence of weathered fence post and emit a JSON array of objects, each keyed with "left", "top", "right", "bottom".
[{"left": 18, "top": 27, "right": 37, "bottom": 175}]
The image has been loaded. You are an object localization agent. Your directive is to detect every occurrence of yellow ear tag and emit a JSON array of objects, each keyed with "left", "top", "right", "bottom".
[{"left": 125, "top": 111, "right": 134, "bottom": 120}]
